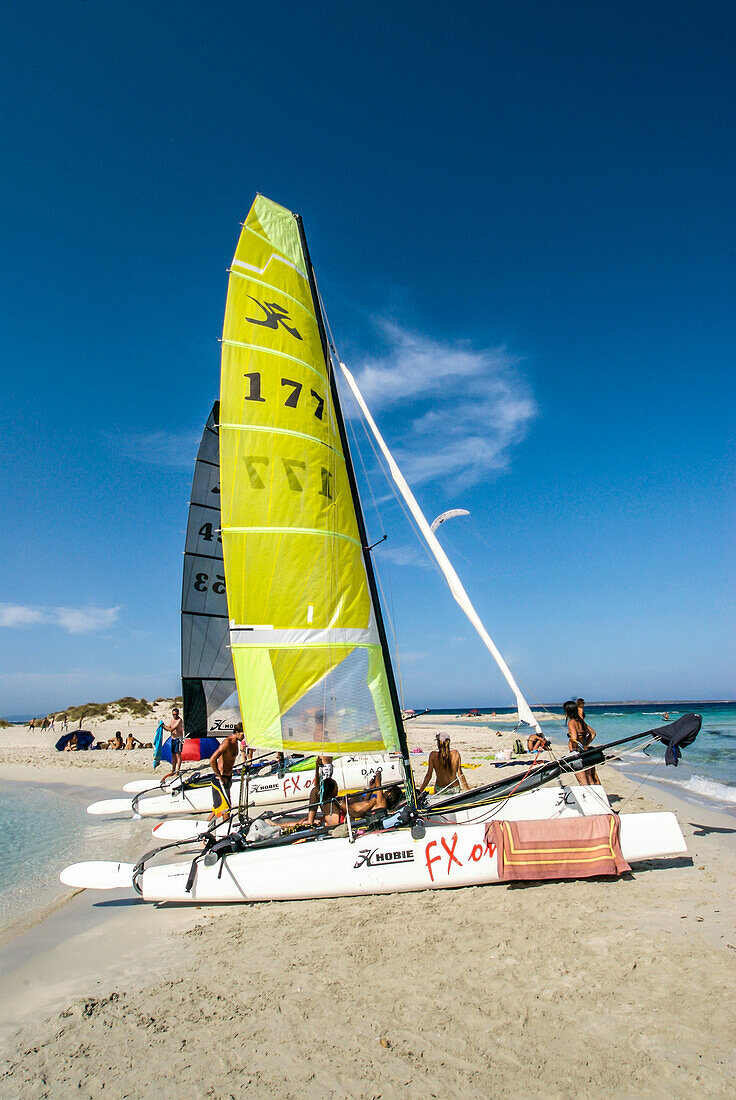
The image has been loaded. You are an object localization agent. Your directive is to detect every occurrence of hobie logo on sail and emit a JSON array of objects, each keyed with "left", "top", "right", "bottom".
[
  {"left": 246, "top": 297, "right": 302, "bottom": 340},
  {"left": 354, "top": 849, "right": 415, "bottom": 869}
]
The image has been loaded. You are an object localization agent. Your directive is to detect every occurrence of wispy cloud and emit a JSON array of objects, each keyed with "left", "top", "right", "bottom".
[
  {"left": 382, "top": 543, "right": 433, "bottom": 570},
  {"left": 0, "top": 604, "right": 121, "bottom": 634},
  {"left": 352, "top": 320, "right": 537, "bottom": 489},
  {"left": 111, "top": 430, "right": 200, "bottom": 468},
  {"left": 0, "top": 605, "right": 44, "bottom": 627}
]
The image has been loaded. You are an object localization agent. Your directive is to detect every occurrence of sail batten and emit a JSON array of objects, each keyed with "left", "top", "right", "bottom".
[
  {"left": 221, "top": 341, "right": 324, "bottom": 377},
  {"left": 219, "top": 196, "right": 403, "bottom": 758},
  {"left": 181, "top": 402, "right": 241, "bottom": 736},
  {"left": 219, "top": 421, "right": 346, "bottom": 454}
]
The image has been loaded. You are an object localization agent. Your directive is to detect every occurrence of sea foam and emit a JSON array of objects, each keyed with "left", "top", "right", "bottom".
[{"left": 675, "top": 774, "right": 736, "bottom": 805}]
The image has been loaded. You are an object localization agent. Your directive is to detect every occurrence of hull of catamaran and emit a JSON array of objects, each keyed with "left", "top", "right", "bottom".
[
  {"left": 142, "top": 812, "right": 685, "bottom": 903},
  {"left": 87, "top": 753, "right": 403, "bottom": 818},
  {"left": 61, "top": 786, "right": 687, "bottom": 902},
  {"left": 150, "top": 782, "right": 616, "bottom": 843}
]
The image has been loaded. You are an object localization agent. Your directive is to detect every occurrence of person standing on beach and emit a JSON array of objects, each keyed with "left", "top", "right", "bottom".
[
  {"left": 27, "top": 718, "right": 36, "bottom": 732},
  {"left": 208, "top": 729, "right": 245, "bottom": 818},
  {"left": 417, "top": 734, "right": 470, "bottom": 796},
  {"left": 564, "top": 700, "right": 600, "bottom": 785},
  {"left": 161, "top": 707, "right": 184, "bottom": 779}
]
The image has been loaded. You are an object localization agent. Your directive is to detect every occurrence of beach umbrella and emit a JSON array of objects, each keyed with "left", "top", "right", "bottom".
[
  {"left": 55, "top": 730, "right": 94, "bottom": 751},
  {"left": 159, "top": 736, "right": 220, "bottom": 763}
]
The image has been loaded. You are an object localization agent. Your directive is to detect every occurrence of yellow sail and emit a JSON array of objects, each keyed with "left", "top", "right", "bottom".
[{"left": 219, "top": 195, "right": 401, "bottom": 754}]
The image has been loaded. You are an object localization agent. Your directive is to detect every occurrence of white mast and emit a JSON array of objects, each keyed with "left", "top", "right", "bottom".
[{"left": 340, "top": 361, "right": 541, "bottom": 733}]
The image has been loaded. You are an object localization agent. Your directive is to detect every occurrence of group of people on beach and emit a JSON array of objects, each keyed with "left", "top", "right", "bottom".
[
  {"left": 147, "top": 694, "right": 601, "bottom": 828},
  {"left": 63, "top": 730, "right": 152, "bottom": 751}
]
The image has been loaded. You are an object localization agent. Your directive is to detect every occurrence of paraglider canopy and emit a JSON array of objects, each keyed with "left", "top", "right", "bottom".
[{"left": 430, "top": 508, "right": 470, "bottom": 534}]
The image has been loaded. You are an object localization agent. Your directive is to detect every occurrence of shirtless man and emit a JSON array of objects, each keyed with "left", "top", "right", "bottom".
[
  {"left": 125, "top": 733, "right": 143, "bottom": 750},
  {"left": 161, "top": 707, "right": 184, "bottom": 779},
  {"left": 209, "top": 729, "right": 245, "bottom": 818},
  {"left": 418, "top": 734, "right": 470, "bottom": 796}
]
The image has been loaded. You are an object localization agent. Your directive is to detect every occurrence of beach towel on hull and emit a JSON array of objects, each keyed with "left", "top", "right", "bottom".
[{"left": 486, "top": 814, "right": 631, "bottom": 882}]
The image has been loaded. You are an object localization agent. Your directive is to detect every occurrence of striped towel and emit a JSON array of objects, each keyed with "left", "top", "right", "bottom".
[{"left": 486, "top": 814, "right": 630, "bottom": 882}]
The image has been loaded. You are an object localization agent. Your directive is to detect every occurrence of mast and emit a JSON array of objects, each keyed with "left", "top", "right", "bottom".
[
  {"left": 294, "top": 214, "right": 417, "bottom": 809},
  {"left": 340, "top": 361, "right": 542, "bottom": 734}
]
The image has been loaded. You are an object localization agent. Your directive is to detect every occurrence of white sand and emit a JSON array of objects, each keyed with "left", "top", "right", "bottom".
[{"left": 0, "top": 716, "right": 734, "bottom": 1098}]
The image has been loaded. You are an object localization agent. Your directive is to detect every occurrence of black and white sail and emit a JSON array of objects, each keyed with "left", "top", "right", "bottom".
[{"left": 181, "top": 401, "right": 240, "bottom": 735}]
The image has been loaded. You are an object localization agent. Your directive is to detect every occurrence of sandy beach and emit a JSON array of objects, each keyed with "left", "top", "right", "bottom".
[{"left": 0, "top": 714, "right": 734, "bottom": 1099}]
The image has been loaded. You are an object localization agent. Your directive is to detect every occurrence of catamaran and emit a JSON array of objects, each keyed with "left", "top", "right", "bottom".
[
  {"left": 62, "top": 195, "right": 700, "bottom": 902},
  {"left": 87, "top": 399, "right": 402, "bottom": 819}
]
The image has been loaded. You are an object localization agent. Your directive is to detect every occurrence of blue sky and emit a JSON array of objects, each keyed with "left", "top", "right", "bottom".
[{"left": 1, "top": 1, "right": 734, "bottom": 716}]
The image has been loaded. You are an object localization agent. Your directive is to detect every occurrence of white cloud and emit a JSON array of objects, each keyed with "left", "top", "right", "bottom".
[
  {"left": 381, "top": 544, "right": 432, "bottom": 570},
  {"left": 52, "top": 607, "right": 121, "bottom": 634},
  {"left": 0, "top": 604, "right": 44, "bottom": 627},
  {"left": 351, "top": 320, "right": 537, "bottom": 489},
  {"left": 0, "top": 604, "right": 121, "bottom": 635},
  {"left": 113, "top": 430, "right": 200, "bottom": 468}
]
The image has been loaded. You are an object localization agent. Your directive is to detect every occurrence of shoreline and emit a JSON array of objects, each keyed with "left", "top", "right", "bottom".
[{"left": 1, "top": 726, "right": 735, "bottom": 1097}]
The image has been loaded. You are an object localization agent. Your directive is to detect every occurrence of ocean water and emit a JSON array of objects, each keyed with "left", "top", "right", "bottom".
[
  {"left": 428, "top": 702, "right": 736, "bottom": 812},
  {"left": 0, "top": 780, "right": 145, "bottom": 934}
]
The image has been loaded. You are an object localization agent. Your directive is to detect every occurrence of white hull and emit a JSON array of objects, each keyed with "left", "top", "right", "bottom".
[
  {"left": 61, "top": 786, "right": 687, "bottom": 903},
  {"left": 140, "top": 811, "right": 685, "bottom": 904},
  {"left": 88, "top": 754, "right": 403, "bottom": 818},
  {"left": 151, "top": 783, "right": 613, "bottom": 843}
]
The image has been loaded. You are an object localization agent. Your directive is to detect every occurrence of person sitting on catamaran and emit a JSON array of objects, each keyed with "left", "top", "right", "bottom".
[
  {"left": 418, "top": 734, "right": 470, "bottom": 796},
  {"left": 299, "top": 777, "right": 343, "bottom": 828},
  {"left": 343, "top": 769, "right": 389, "bottom": 818}
]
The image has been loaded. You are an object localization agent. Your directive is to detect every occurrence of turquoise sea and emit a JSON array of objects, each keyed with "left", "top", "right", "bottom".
[
  {"left": 430, "top": 702, "right": 736, "bottom": 812},
  {"left": 0, "top": 780, "right": 145, "bottom": 934}
]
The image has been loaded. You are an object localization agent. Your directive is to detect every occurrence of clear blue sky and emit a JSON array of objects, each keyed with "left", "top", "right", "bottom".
[{"left": 1, "top": 1, "right": 734, "bottom": 717}]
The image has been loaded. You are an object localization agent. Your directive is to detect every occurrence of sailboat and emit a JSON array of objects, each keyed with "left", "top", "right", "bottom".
[
  {"left": 88, "top": 370, "right": 402, "bottom": 819},
  {"left": 62, "top": 195, "right": 699, "bottom": 901}
]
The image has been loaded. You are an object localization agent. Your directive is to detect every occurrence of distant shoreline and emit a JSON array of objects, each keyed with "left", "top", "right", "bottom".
[{"left": 3, "top": 698, "right": 734, "bottom": 725}]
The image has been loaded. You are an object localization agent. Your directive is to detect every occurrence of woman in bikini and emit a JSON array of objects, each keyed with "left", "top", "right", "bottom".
[
  {"left": 418, "top": 734, "right": 470, "bottom": 796},
  {"left": 563, "top": 699, "right": 600, "bottom": 785}
]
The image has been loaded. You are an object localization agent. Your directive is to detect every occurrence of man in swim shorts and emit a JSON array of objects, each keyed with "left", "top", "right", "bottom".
[
  {"left": 209, "top": 729, "right": 246, "bottom": 818},
  {"left": 161, "top": 707, "right": 184, "bottom": 779}
]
